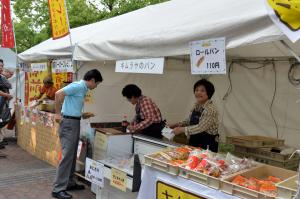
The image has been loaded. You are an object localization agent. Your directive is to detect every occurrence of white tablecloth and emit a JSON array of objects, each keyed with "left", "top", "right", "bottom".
[{"left": 137, "top": 166, "right": 239, "bottom": 199}]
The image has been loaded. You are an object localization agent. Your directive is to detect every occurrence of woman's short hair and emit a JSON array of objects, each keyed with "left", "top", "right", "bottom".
[
  {"left": 193, "top": 79, "right": 215, "bottom": 99},
  {"left": 122, "top": 84, "right": 142, "bottom": 98}
]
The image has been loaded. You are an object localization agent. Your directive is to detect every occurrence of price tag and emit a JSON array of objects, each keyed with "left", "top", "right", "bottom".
[
  {"left": 190, "top": 37, "right": 226, "bottom": 74},
  {"left": 85, "top": 158, "right": 104, "bottom": 188},
  {"left": 111, "top": 168, "right": 127, "bottom": 192}
]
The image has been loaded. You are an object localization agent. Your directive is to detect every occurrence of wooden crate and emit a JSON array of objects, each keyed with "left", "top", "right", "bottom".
[
  {"left": 234, "top": 146, "right": 299, "bottom": 162},
  {"left": 276, "top": 175, "right": 298, "bottom": 199},
  {"left": 234, "top": 145, "right": 300, "bottom": 170},
  {"left": 221, "top": 165, "right": 297, "bottom": 199},
  {"left": 227, "top": 136, "right": 284, "bottom": 148}
]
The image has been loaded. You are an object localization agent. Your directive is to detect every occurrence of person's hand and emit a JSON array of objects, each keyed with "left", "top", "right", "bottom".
[
  {"left": 82, "top": 112, "right": 95, "bottom": 119},
  {"left": 173, "top": 127, "right": 185, "bottom": 135},
  {"left": 127, "top": 125, "right": 135, "bottom": 132},
  {"left": 5, "top": 94, "right": 13, "bottom": 100},
  {"left": 168, "top": 123, "right": 179, "bottom": 129},
  {"left": 55, "top": 114, "right": 61, "bottom": 123}
]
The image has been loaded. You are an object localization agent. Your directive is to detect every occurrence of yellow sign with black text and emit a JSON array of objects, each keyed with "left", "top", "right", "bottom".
[
  {"left": 156, "top": 181, "right": 205, "bottom": 199},
  {"left": 48, "top": 0, "right": 69, "bottom": 39},
  {"left": 111, "top": 168, "right": 127, "bottom": 192}
]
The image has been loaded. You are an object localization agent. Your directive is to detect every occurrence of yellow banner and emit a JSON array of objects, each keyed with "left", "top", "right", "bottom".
[
  {"left": 48, "top": 0, "right": 69, "bottom": 39},
  {"left": 111, "top": 168, "right": 127, "bottom": 192},
  {"left": 157, "top": 181, "right": 205, "bottom": 199}
]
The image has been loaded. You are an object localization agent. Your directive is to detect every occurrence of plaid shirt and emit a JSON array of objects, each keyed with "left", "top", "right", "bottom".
[
  {"left": 179, "top": 100, "right": 219, "bottom": 138},
  {"left": 132, "top": 95, "right": 162, "bottom": 131}
]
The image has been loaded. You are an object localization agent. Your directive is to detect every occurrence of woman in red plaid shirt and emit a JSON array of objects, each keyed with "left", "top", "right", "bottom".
[{"left": 122, "top": 84, "right": 164, "bottom": 139}]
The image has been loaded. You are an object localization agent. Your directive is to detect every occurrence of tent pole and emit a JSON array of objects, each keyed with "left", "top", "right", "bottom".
[
  {"left": 280, "top": 40, "right": 300, "bottom": 62},
  {"left": 9, "top": 0, "right": 19, "bottom": 101},
  {"left": 10, "top": 0, "right": 19, "bottom": 139}
]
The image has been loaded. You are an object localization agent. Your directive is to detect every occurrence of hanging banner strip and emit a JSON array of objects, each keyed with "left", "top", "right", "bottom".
[
  {"left": 48, "top": 0, "right": 69, "bottom": 39},
  {"left": 1, "top": 0, "right": 15, "bottom": 48}
]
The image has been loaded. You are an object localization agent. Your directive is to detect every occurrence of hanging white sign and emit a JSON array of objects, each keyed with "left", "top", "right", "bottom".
[
  {"left": 115, "top": 57, "right": 164, "bottom": 74},
  {"left": 19, "top": 63, "right": 31, "bottom": 72},
  {"left": 85, "top": 158, "right": 104, "bottom": 188},
  {"left": 190, "top": 37, "right": 226, "bottom": 75},
  {"left": 265, "top": 0, "right": 300, "bottom": 43},
  {"left": 31, "top": 62, "right": 47, "bottom": 72},
  {"left": 51, "top": 59, "right": 74, "bottom": 73}
]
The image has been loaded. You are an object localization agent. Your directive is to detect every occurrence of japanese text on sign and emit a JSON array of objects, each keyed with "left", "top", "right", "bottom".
[
  {"left": 25, "top": 71, "right": 49, "bottom": 105},
  {"left": 48, "top": 0, "right": 69, "bottom": 39},
  {"left": 115, "top": 58, "right": 164, "bottom": 74},
  {"left": 31, "top": 63, "right": 47, "bottom": 72},
  {"left": 1, "top": 0, "right": 15, "bottom": 48},
  {"left": 190, "top": 37, "right": 226, "bottom": 75},
  {"left": 111, "top": 168, "right": 127, "bottom": 192},
  {"left": 20, "top": 63, "right": 31, "bottom": 72},
  {"left": 85, "top": 90, "right": 94, "bottom": 104},
  {"left": 157, "top": 181, "right": 205, "bottom": 199},
  {"left": 85, "top": 158, "right": 104, "bottom": 188},
  {"left": 52, "top": 59, "right": 74, "bottom": 73},
  {"left": 52, "top": 73, "right": 73, "bottom": 89}
]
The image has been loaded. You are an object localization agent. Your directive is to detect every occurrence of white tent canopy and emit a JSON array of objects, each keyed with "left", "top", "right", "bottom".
[
  {"left": 19, "top": 0, "right": 300, "bottom": 62},
  {"left": 0, "top": 48, "right": 17, "bottom": 68},
  {"left": 17, "top": 0, "right": 300, "bottom": 149}
]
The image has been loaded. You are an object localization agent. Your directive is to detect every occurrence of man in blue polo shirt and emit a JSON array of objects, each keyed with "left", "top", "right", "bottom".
[{"left": 52, "top": 69, "right": 103, "bottom": 199}]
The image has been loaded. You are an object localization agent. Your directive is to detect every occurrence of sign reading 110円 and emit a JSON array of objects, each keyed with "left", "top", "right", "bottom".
[{"left": 190, "top": 37, "right": 226, "bottom": 75}]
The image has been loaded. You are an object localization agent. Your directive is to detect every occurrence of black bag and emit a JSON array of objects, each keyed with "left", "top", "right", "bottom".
[{"left": 0, "top": 99, "right": 11, "bottom": 128}]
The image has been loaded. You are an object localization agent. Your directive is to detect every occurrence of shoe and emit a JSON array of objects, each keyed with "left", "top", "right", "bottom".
[
  {"left": 51, "top": 191, "right": 72, "bottom": 199},
  {"left": 66, "top": 183, "right": 85, "bottom": 191}
]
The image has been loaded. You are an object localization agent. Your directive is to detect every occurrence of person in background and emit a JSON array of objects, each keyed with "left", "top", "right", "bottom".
[
  {"left": 0, "top": 60, "right": 14, "bottom": 149},
  {"left": 122, "top": 84, "right": 164, "bottom": 139},
  {"left": 169, "top": 79, "right": 219, "bottom": 152},
  {"left": 36, "top": 76, "right": 57, "bottom": 101},
  {"left": 52, "top": 69, "right": 102, "bottom": 199},
  {"left": 0, "top": 59, "right": 13, "bottom": 100}
]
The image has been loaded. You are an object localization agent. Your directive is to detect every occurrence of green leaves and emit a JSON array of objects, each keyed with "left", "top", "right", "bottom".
[{"left": 12, "top": 0, "right": 168, "bottom": 53}]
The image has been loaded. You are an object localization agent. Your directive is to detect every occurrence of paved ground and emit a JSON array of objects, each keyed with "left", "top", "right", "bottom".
[{"left": 0, "top": 142, "right": 95, "bottom": 199}]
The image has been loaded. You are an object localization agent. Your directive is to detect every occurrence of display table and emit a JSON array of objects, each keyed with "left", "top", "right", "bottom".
[
  {"left": 15, "top": 105, "right": 61, "bottom": 167},
  {"left": 137, "top": 166, "right": 239, "bottom": 199}
]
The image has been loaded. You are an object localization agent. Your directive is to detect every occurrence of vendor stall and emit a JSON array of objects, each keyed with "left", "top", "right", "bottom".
[
  {"left": 16, "top": 0, "right": 300, "bottom": 198},
  {"left": 15, "top": 105, "right": 61, "bottom": 167}
]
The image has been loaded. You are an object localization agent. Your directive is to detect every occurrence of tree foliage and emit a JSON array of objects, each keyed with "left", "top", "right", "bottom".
[{"left": 10, "top": 0, "right": 167, "bottom": 53}]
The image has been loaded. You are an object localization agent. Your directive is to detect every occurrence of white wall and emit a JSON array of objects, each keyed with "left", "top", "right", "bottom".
[
  {"left": 78, "top": 58, "right": 200, "bottom": 124},
  {"left": 211, "top": 61, "right": 300, "bottom": 148},
  {"left": 77, "top": 59, "right": 300, "bottom": 149}
]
